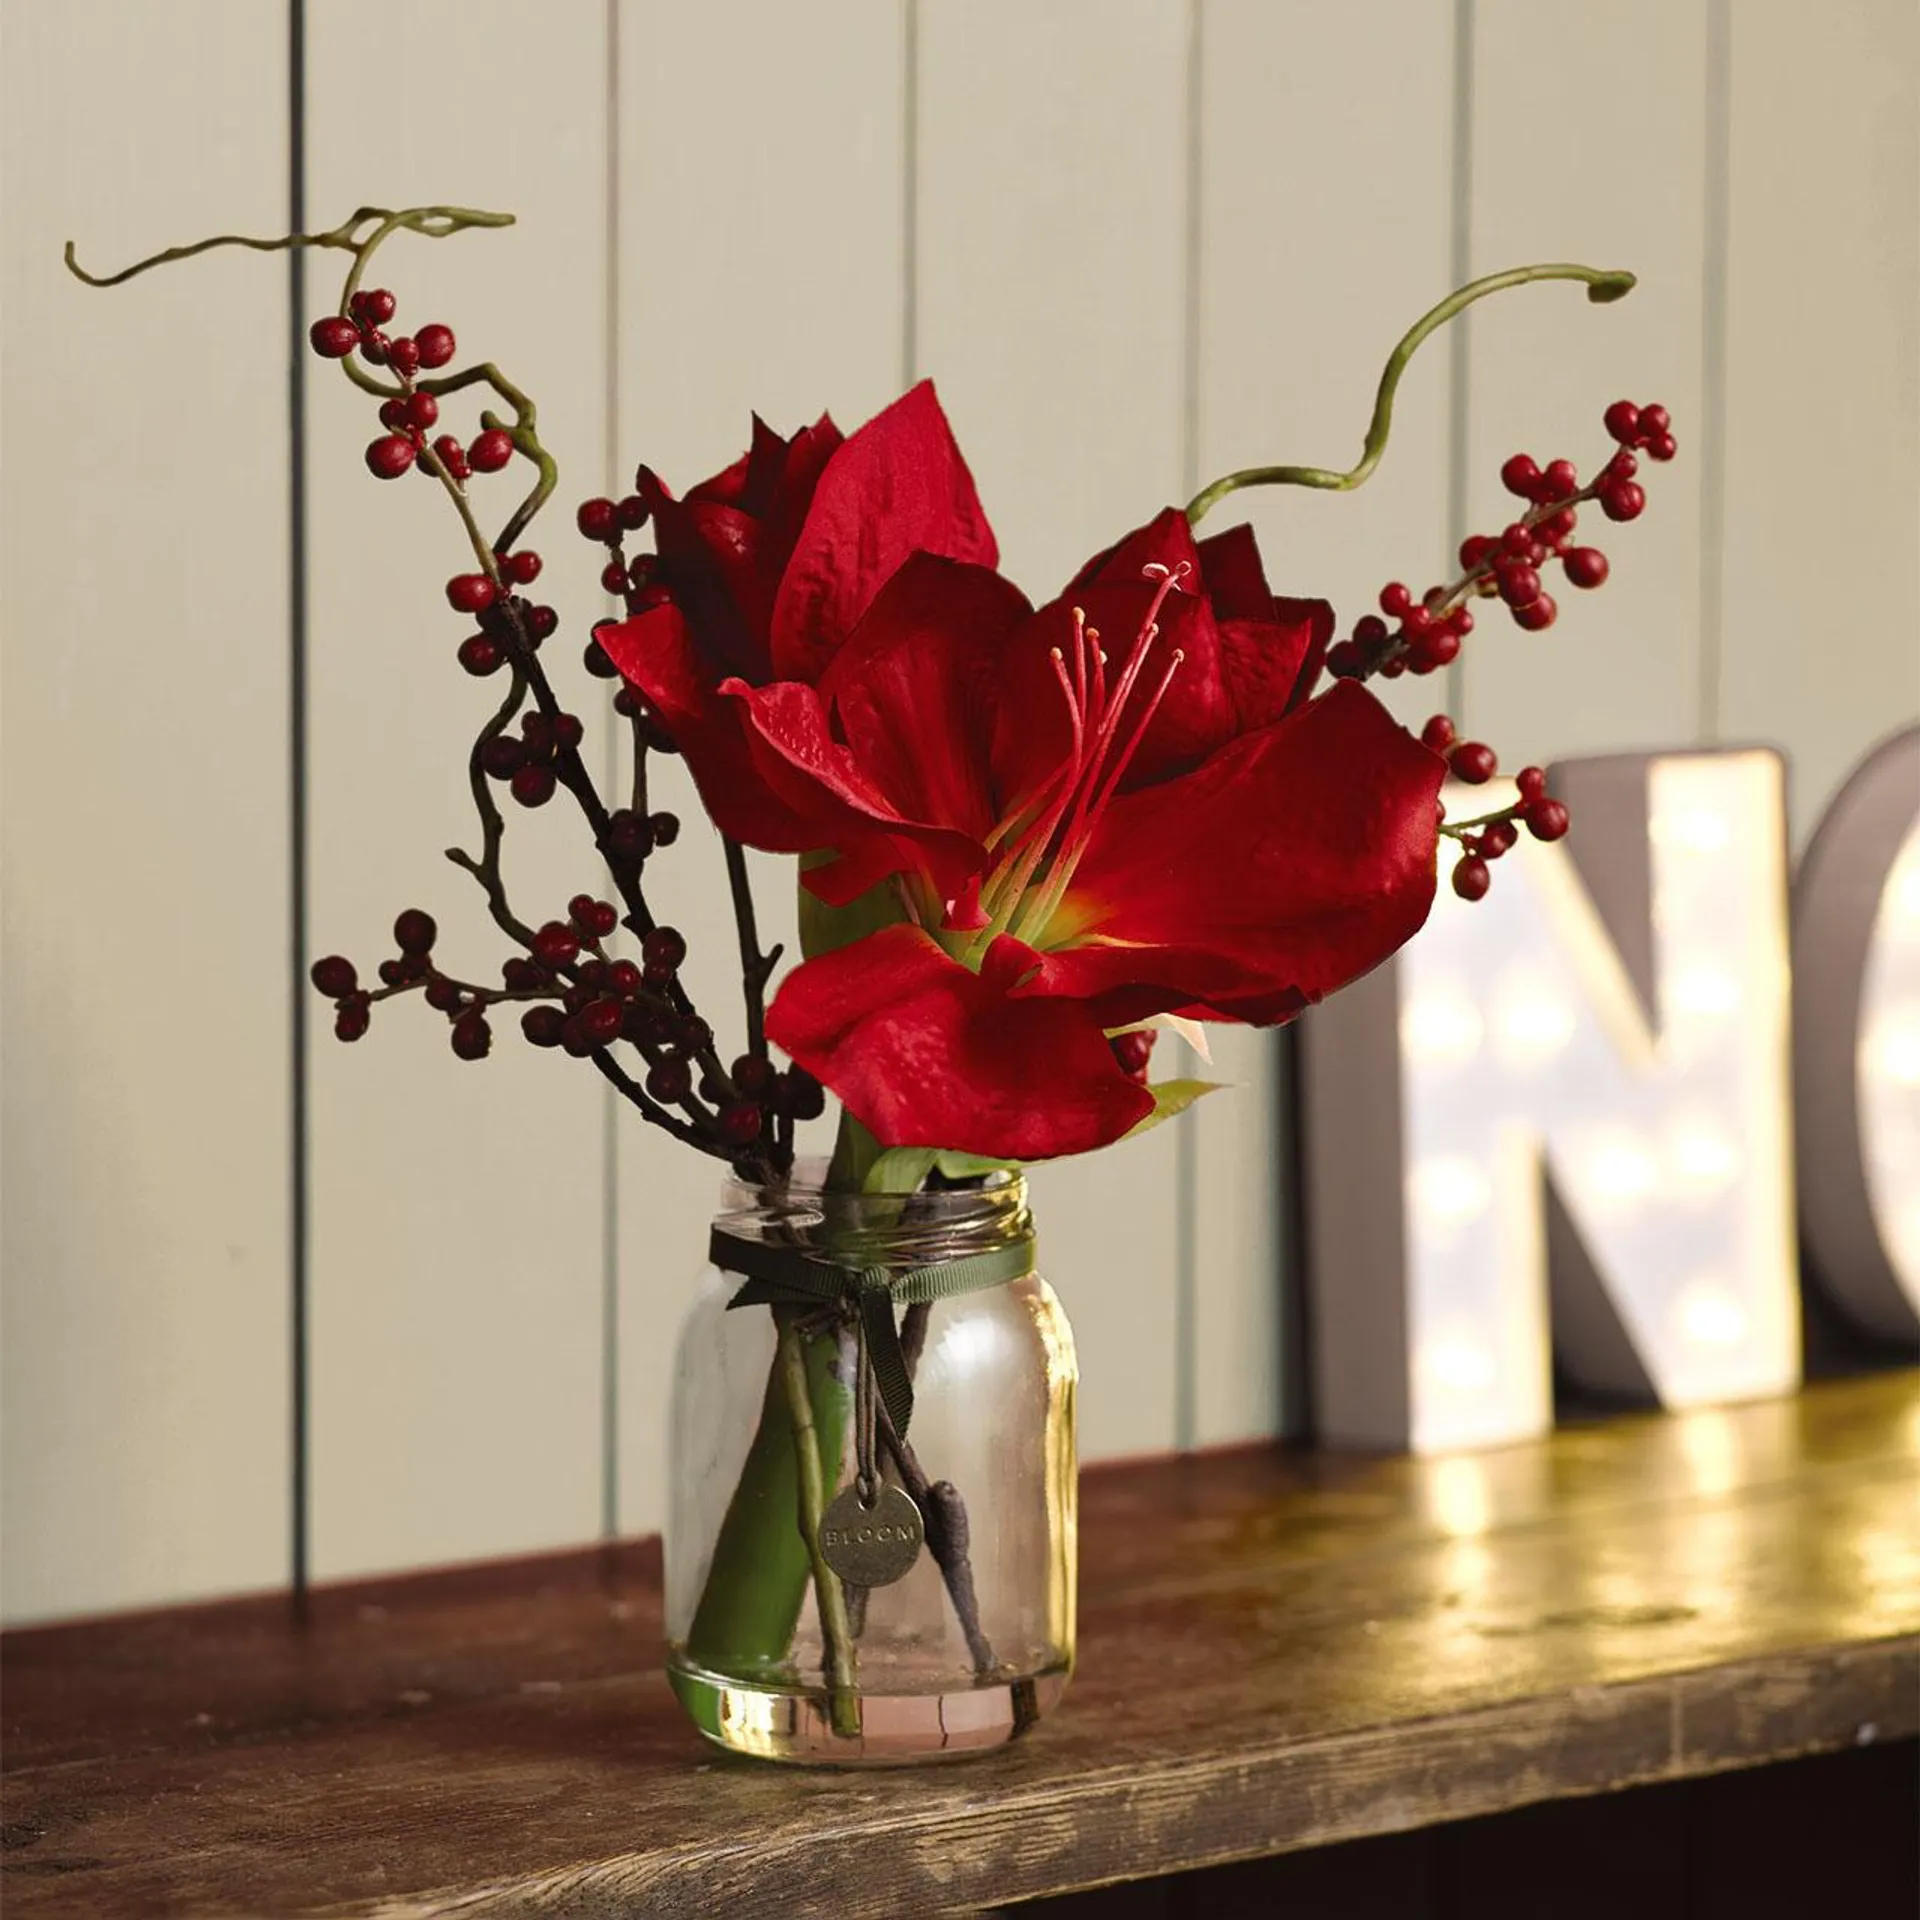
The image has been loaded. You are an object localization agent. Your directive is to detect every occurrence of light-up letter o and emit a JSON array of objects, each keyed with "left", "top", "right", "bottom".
[{"left": 1793, "top": 725, "right": 1920, "bottom": 1343}]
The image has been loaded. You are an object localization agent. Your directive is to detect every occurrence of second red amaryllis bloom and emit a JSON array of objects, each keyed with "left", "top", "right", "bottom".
[{"left": 606, "top": 504, "right": 1446, "bottom": 1161}]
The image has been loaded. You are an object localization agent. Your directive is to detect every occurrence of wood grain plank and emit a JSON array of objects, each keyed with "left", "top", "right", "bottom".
[
  {"left": 1459, "top": 1, "right": 1710, "bottom": 764},
  {"left": 3, "top": 1373, "right": 1914, "bottom": 1918},
  {"left": 1716, "top": 0, "right": 1920, "bottom": 844},
  {"left": 610, "top": 0, "right": 908, "bottom": 1537},
  {"left": 303, "top": 2, "right": 612, "bottom": 1578},
  {"left": 916, "top": 0, "right": 1191, "bottom": 1462},
  {"left": 0, "top": 0, "right": 292, "bottom": 1623},
  {"left": 1190, "top": 0, "right": 1461, "bottom": 1444}
]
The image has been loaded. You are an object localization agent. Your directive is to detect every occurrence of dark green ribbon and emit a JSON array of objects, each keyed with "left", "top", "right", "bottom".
[{"left": 712, "top": 1226, "right": 1036, "bottom": 1442}]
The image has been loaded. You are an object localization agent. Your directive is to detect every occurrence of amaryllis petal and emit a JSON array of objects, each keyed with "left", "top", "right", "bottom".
[
  {"left": 771, "top": 381, "right": 999, "bottom": 683},
  {"left": 722, "top": 678, "right": 985, "bottom": 901},
  {"left": 1069, "top": 505, "right": 1202, "bottom": 593},
  {"left": 820, "top": 554, "right": 1033, "bottom": 846},
  {"left": 1033, "top": 680, "right": 1445, "bottom": 1014},
  {"left": 596, "top": 604, "right": 825, "bottom": 850},
  {"left": 767, "top": 926, "right": 1156, "bottom": 1158}
]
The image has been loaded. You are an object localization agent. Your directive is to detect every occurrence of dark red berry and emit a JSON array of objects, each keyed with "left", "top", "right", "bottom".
[
  {"left": 533, "top": 921, "right": 581, "bottom": 967},
  {"left": 1600, "top": 482, "right": 1646, "bottom": 523},
  {"left": 600, "top": 560, "right": 629, "bottom": 595},
  {"left": 457, "top": 634, "right": 504, "bottom": 677},
  {"left": 424, "top": 975, "right": 463, "bottom": 1013},
  {"left": 1451, "top": 741, "right": 1498, "bottom": 784},
  {"left": 649, "top": 811, "right": 681, "bottom": 847},
  {"left": 1513, "top": 592, "right": 1558, "bottom": 632},
  {"left": 1413, "top": 628, "right": 1462, "bottom": 669},
  {"left": 309, "top": 315, "right": 359, "bottom": 359},
  {"left": 510, "top": 762, "right": 557, "bottom": 807},
  {"left": 393, "top": 908, "right": 437, "bottom": 954},
  {"left": 782, "top": 1067, "right": 827, "bottom": 1121},
  {"left": 1452, "top": 855, "right": 1492, "bottom": 901},
  {"left": 311, "top": 955, "right": 358, "bottom": 998},
  {"left": 447, "top": 574, "right": 497, "bottom": 614},
  {"left": 1637, "top": 402, "right": 1670, "bottom": 438},
  {"left": 647, "top": 1058, "right": 694, "bottom": 1103},
  {"left": 1563, "top": 547, "right": 1610, "bottom": 589},
  {"left": 1481, "top": 819, "right": 1520, "bottom": 858},
  {"left": 357, "top": 329, "right": 391, "bottom": 366},
  {"left": 451, "top": 1011, "right": 491, "bottom": 1061},
  {"left": 607, "top": 809, "right": 654, "bottom": 861},
  {"left": 1603, "top": 400, "right": 1640, "bottom": 444},
  {"left": 387, "top": 335, "right": 421, "bottom": 378},
  {"left": 1541, "top": 458, "right": 1579, "bottom": 501},
  {"left": 1646, "top": 433, "right": 1677, "bottom": 463},
  {"left": 1526, "top": 798, "right": 1571, "bottom": 841},
  {"left": 502, "top": 549, "right": 542, "bottom": 585},
  {"left": 1605, "top": 449, "right": 1639, "bottom": 482},
  {"left": 548, "top": 713, "right": 583, "bottom": 753},
  {"left": 335, "top": 1001, "right": 372, "bottom": 1042},
  {"left": 1109, "top": 1029, "right": 1156, "bottom": 1081},
  {"left": 377, "top": 397, "right": 408, "bottom": 431},
  {"left": 1353, "top": 614, "right": 1389, "bottom": 647},
  {"left": 606, "top": 958, "right": 643, "bottom": 998},
  {"left": 617, "top": 493, "right": 651, "bottom": 531},
  {"left": 402, "top": 391, "right": 438, "bottom": 431},
  {"left": 570, "top": 894, "right": 620, "bottom": 939},
  {"left": 354, "top": 287, "right": 397, "bottom": 326},
  {"left": 1500, "top": 523, "right": 1537, "bottom": 560},
  {"left": 365, "top": 434, "right": 415, "bottom": 479},
  {"left": 414, "top": 322, "right": 456, "bottom": 369},
  {"left": 1516, "top": 765, "right": 1548, "bottom": 802},
  {"left": 527, "top": 604, "right": 559, "bottom": 640},
  {"left": 1421, "top": 714, "right": 1457, "bottom": 753},
  {"left": 521, "top": 1005, "right": 566, "bottom": 1048},
  {"left": 480, "top": 736, "right": 525, "bottom": 780},
  {"left": 576, "top": 497, "right": 620, "bottom": 542},
  {"left": 1496, "top": 563, "right": 1543, "bottom": 608},
  {"left": 468, "top": 429, "right": 513, "bottom": 473},
  {"left": 719, "top": 1102, "right": 764, "bottom": 1145},
  {"left": 1379, "top": 581, "right": 1412, "bottom": 617},
  {"left": 731, "top": 1054, "right": 777, "bottom": 1098},
  {"left": 642, "top": 926, "right": 686, "bottom": 974},
  {"left": 580, "top": 998, "right": 623, "bottom": 1045},
  {"left": 1500, "top": 453, "right": 1542, "bottom": 498}
]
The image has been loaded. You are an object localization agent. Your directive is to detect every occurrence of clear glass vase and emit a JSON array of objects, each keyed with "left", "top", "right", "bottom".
[{"left": 664, "top": 1166, "right": 1077, "bottom": 1764}]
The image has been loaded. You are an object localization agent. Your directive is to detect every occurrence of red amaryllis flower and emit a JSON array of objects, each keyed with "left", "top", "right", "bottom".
[
  {"left": 615, "top": 382, "right": 997, "bottom": 864},
  {"left": 607, "top": 498, "right": 1445, "bottom": 1160}
]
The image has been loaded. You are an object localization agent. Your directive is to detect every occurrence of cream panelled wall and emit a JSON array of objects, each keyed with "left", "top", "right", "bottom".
[{"left": 2, "top": 0, "right": 1914, "bottom": 1624}]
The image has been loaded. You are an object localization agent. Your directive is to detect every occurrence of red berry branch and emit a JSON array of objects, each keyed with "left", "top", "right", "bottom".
[
  {"left": 1322, "top": 395, "right": 1673, "bottom": 902},
  {"left": 70, "top": 207, "right": 805, "bottom": 1177}
]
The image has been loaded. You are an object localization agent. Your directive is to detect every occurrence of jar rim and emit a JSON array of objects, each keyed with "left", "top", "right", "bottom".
[{"left": 714, "top": 1157, "right": 1031, "bottom": 1262}]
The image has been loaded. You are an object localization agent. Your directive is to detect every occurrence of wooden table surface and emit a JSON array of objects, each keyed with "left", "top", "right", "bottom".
[{"left": 4, "top": 1371, "right": 1917, "bottom": 1919}]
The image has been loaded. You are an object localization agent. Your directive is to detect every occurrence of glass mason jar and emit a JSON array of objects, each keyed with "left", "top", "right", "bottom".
[{"left": 664, "top": 1167, "right": 1077, "bottom": 1763}]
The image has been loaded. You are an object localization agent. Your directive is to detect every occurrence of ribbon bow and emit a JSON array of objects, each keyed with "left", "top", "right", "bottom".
[{"left": 711, "top": 1226, "right": 1036, "bottom": 1442}]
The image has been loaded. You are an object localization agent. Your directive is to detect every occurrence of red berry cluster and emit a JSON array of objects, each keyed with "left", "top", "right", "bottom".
[
  {"left": 1325, "top": 396, "right": 1674, "bottom": 681},
  {"left": 1418, "top": 718, "right": 1569, "bottom": 900},
  {"left": 299, "top": 253, "right": 802, "bottom": 1178}
]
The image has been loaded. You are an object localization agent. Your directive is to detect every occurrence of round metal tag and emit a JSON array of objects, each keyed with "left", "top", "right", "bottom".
[{"left": 818, "top": 1482, "right": 924, "bottom": 1587}]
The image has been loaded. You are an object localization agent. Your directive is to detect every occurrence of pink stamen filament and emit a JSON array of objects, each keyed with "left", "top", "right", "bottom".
[{"left": 973, "top": 564, "right": 1189, "bottom": 952}]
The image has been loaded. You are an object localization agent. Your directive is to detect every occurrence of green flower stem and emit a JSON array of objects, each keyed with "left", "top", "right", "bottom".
[
  {"left": 778, "top": 1310, "right": 861, "bottom": 1737},
  {"left": 686, "top": 1311, "right": 854, "bottom": 1705},
  {"left": 1184, "top": 261, "right": 1637, "bottom": 526}
]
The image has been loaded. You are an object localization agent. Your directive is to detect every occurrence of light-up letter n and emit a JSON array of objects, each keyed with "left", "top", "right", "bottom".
[
  {"left": 1302, "top": 748, "right": 1800, "bottom": 1452},
  {"left": 1794, "top": 725, "right": 1920, "bottom": 1343}
]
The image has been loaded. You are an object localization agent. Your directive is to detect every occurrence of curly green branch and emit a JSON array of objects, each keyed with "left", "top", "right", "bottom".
[{"left": 1185, "top": 261, "right": 1637, "bottom": 526}]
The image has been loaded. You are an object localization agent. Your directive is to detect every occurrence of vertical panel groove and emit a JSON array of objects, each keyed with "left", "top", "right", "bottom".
[
  {"left": 1698, "top": 0, "right": 1731, "bottom": 745},
  {"left": 1173, "top": 0, "right": 1205, "bottom": 1455},
  {"left": 600, "top": 0, "right": 623, "bottom": 1544},
  {"left": 287, "top": 0, "right": 311, "bottom": 1605},
  {"left": 1444, "top": 0, "right": 1475, "bottom": 729},
  {"left": 902, "top": 0, "right": 920, "bottom": 386}
]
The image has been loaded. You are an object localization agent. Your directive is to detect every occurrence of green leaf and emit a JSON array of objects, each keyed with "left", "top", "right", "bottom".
[
  {"left": 1125, "top": 1078, "right": 1228, "bottom": 1138},
  {"left": 797, "top": 855, "right": 906, "bottom": 962},
  {"left": 862, "top": 1146, "right": 940, "bottom": 1195},
  {"left": 933, "top": 1148, "right": 1023, "bottom": 1182}
]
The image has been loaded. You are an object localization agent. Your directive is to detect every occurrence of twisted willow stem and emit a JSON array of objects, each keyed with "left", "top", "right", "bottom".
[{"left": 1184, "top": 261, "right": 1636, "bottom": 526}]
